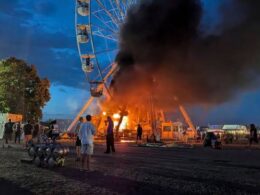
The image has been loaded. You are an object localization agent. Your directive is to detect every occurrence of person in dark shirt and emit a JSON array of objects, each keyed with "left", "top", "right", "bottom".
[
  {"left": 75, "top": 117, "right": 83, "bottom": 161},
  {"left": 48, "top": 125, "right": 53, "bottom": 139},
  {"left": 15, "top": 122, "right": 22, "bottom": 144},
  {"left": 249, "top": 124, "right": 258, "bottom": 145},
  {"left": 32, "top": 122, "right": 40, "bottom": 143},
  {"left": 23, "top": 120, "right": 33, "bottom": 148},
  {"left": 3, "top": 119, "right": 13, "bottom": 148},
  {"left": 136, "top": 124, "right": 143, "bottom": 144},
  {"left": 104, "top": 116, "right": 115, "bottom": 154}
]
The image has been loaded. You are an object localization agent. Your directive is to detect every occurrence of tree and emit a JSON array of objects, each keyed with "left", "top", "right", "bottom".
[{"left": 0, "top": 57, "right": 51, "bottom": 121}]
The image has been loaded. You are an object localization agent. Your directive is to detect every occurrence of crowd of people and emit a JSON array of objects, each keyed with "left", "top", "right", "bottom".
[
  {"left": 3, "top": 115, "right": 259, "bottom": 171},
  {"left": 73, "top": 114, "right": 145, "bottom": 171},
  {"left": 2, "top": 119, "right": 40, "bottom": 149}
]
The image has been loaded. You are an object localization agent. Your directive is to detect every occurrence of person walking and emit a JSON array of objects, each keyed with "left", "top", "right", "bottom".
[
  {"left": 75, "top": 117, "right": 83, "bottom": 161},
  {"left": 104, "top": 116, "right": 115, "bottom": 154},
  {"left": 78, "top": 115, "right": 96, "bottom": 171},
  {"left": 23, "top": 120, "right": 33, "bottom": 148},
  {"left": 14, "top": 122, "right": 22, "bottom": 144},
  {"left": 249, "top": 124, "right": 258, "bottom": 146},
  {"left": 136, "top": 124, "right": 143, "bottom": 144},
  {"left": 3, "top": 119, "right": 13, "bottom": 148}
]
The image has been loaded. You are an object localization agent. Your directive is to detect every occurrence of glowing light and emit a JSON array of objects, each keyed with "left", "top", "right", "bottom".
[
  {"left": 120, "top": 140, "right": 136, "bottom": 143},
  {"left": 112, "top": 116, "right": 129, "bottom": 132},
  {"left": 119, "top": 116, "right": 128, "bottom": 131},
  {"left": 113, "top": 113, "right": 120, "bottom": 119},
  {"left": 103, "top": 112, "right": 107, "bottom": 116},
  {"left": 114, "top": 121, "right": 119, "bottom": 127}
]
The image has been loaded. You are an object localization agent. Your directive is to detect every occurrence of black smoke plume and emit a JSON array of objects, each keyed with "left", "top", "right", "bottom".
[{"left": 113, "top": 0, "right": 260, "bottom": 109}]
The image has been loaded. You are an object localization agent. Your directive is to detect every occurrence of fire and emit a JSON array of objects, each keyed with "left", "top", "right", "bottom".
[
  {"left": 114, "top": 121, "right": 119, "bottom": 127},
  {"left": 113, "top": 113, "right": 120, "bottom": 119},
  {"left": 112, "top": 113, "right": 129, "bottom": 132},
  {"left": 120, "top": 116, "right": 128, "bottom": 130}
]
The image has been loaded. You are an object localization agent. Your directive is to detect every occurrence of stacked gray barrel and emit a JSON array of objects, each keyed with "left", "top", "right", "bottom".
[{"left": 28, "top": 143, "right": 69, "bottom": 168}]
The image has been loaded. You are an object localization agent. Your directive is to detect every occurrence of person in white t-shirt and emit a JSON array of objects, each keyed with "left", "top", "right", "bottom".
[{"left": 78, "top": 115, "right": 96, "bottom": 171}]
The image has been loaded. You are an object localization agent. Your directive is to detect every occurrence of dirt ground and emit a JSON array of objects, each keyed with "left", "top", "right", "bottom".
[{"left": 0, "top": 140, "right": 260, "bottom": 195}]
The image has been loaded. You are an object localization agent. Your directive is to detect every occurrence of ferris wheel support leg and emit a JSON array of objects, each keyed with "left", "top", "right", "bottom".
[
  {"left": 67, "top": 97, "right": 95, "bottom": 132},
  {"left": 178, "top": 105, "right": 196, "bottom": 135}
]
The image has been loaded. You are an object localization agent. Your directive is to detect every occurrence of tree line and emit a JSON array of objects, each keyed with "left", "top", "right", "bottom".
[{"left": 0, "top": 57, "right": 51, "bottom": 121}]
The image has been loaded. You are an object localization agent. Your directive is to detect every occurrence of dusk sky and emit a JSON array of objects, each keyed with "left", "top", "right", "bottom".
[{"left": 0, "top": 0, "right": 259, "bottom": 125}]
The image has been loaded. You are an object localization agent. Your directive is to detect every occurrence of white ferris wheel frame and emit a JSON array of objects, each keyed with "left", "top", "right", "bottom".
[
  {"left": 67, "top": 0, "right": 137, "bottom": 132},
  {"left": 75, "top": 0, "right": 137, "bottom": 87}
]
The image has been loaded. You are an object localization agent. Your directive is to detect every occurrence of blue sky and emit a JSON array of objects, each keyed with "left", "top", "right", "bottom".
[{"left": 0, "top": 0, "right": 259, "bottom": 125}]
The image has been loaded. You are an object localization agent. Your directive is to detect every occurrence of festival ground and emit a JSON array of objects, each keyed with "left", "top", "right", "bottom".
[{"left": 0, "top": 141, "right": 260, "bottom": 195}]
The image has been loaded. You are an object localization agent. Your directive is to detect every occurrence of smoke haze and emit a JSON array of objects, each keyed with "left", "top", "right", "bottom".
[{"left": 112, "top": 0, "right": 260, "bottom": 109}]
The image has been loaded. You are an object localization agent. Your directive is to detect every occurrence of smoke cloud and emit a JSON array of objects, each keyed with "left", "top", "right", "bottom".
[{"left": 112, "top": 0, "right": 260, "bottom": 109}]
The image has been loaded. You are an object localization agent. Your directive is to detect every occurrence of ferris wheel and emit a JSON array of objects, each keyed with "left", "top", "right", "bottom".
[
  {"left": 69, "top": 0, "right": 197, "bottom": 134},
  {"left": 67, "top": 0, "right": 138, "bottom": 131},
  {"left": 75, "top": 0, "right": 138, "bottom": 98}
]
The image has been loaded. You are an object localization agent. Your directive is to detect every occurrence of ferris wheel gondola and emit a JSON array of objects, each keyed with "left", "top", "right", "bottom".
[{"left": 77, "top": 0, "right": 90, "bottom": 16}]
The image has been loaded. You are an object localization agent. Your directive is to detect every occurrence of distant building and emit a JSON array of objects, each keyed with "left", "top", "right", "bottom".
[{"left": 222, "top": 124, "right": 248, "bottom": 135}]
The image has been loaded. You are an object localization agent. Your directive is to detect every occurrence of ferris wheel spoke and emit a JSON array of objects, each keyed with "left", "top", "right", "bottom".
[
  {"left": 91, "top": 14, "right": 118, "bottom": 35},
  {"left": 126, "top": 0, "right": 137, "bottom": 10},
  {"left": 108, "top": 0, "right": 123, "bottom": 22},
  {"left": 98, "top": 0, "right": 123, "bottom": 22},
  {"left": 94, "top": 0, "right": 121, "bottom": 28},
  {"left": 91, "top": 24, "right": 117, "bottom": 35},
  {"left": 92, "top": 10, "right": 119, "bottom": 35},
  {"left": 92, "top": 32, "right": 118, "bottom": 42},
  {"left": 95, "top": 47, "right": 118, "bottom": 55},
  {"left": 93, "top": 63, "right": 114, "bottom": 81},
  {"left": 114, "top": 0, "right": 125, "bottom": 19}
]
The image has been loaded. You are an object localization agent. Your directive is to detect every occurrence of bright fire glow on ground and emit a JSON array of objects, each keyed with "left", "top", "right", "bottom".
[{"left": 120, "top": 140, "right": 136, "bottom": 143}]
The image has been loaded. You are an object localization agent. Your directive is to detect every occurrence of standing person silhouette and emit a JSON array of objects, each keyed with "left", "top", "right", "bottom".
[
  {"left": 104, "top": 116, "right": 115, "bottom": 154},
  {"left": 14, "top": 122, "right": 22, "bottom": 144},
  {"left": 136, "top": 124, "right": 143, "bottom": 144},
  {"left": 75, "top": 117, "right": 83, "bottom": 161},
  {"left": 23, "top": 120, "right": 33, "bottom": 148},
  {"left": 249, "top": 124, "right": 258, "bottom": 146},
  {"left": 3, "top": 119, "right": 13, "bottom": 148}
]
